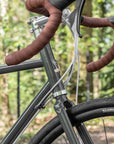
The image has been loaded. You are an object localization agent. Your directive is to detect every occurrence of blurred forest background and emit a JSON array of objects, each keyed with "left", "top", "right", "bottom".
[{"left": 0, "top": 0, "right": 114, "bottom": 142}]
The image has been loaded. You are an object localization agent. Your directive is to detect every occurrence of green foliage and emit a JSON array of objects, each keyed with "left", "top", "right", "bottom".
[
  {"left": 0, "top": 0, "right": 113, "bottom": 117},
  {"left": 0, "top": 0, "right": 43, "bottom": 115},
  {"left": 92, "top": 0, "right": 114, "bottom": 98},
  {"left": 99, "top": 63, "right": 114, "bottom": 97}
]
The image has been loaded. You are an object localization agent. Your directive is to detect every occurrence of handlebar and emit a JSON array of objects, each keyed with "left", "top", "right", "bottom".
[
  {"left": 81, "top": 16, "right": 114, "bottom": 28},
  {"left": 5, "top": 0, "right": 62, "bottom": 65},
  {"left": 86, "top": 43, "right": 114, "bottom": 72},
  {"left": 81, "top": 16, "right": 114, "bottom": 72},
  {"left": 5, "top": 0, "right": 114, "bottom": 73}
]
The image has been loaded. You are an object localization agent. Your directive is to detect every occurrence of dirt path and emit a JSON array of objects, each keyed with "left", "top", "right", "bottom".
[
  {"left": 0, "top": 115, "right": 114, "bottom": 144},
  {"left": 53, "top": 126, "right": 114, "bottom": 144}
]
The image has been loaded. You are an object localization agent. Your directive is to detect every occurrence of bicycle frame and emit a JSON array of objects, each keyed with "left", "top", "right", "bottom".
[{"left": 0, "top": 15, "right": 93, "bottom": 144}]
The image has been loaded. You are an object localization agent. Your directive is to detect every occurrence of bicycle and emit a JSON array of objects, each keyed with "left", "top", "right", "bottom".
[{"left": 0, "top": 0, "right": 114, "bottom": 143}]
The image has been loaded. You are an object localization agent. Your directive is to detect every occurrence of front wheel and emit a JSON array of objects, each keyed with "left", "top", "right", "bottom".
[{"left": 29, "top": 97, "right": 114, "bottom": 144}]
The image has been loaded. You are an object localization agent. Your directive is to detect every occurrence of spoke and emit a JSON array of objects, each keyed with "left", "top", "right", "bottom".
[{"left": 102, "top": 117, "right": 109, "bottom": 144}]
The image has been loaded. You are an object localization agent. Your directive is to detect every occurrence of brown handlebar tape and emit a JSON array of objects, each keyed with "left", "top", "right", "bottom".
[
  {"left": 5, "top": 0, "right": 62, "bottom": 65},
  {"left": 81, "top": 16, "right": 114, "bottom": 29},
  {"left": 87, "top": 43, "right": 114, "bottom": 72}
]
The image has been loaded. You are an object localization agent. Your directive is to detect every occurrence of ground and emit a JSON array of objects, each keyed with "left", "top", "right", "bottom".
[{"left": 0, "top": 114, "right": 114, "bottom": 144}]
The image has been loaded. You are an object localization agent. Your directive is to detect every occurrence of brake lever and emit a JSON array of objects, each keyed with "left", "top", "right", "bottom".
[
  {"left": 76, "top": 0, "right": 86, "bottom": 38},
  {"left": 64, "top": 0, "right": 85, "bottom": 38}
]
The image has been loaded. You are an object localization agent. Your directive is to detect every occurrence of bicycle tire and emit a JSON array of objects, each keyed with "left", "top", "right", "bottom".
[{"left": 29, "top": 97, "right": 114, "bottom": 144}]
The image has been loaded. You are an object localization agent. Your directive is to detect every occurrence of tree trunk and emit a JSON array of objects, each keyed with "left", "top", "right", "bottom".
[
  {"left": 82, "top": 0, "right": 93, "bottom": 99},
  {"left": 0, "top": 75, "right": 11, "bottom": 116},
  {"left": 0, "top": 0, "right": 11, "bottom": 123},
  {"left": 94, "top": 2, "right": 106, "bottom": 98}
]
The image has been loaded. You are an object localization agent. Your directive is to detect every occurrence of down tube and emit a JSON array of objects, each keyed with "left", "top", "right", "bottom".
[{"left": 1, "top": 82, "right": 50, "bottom": 144}]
